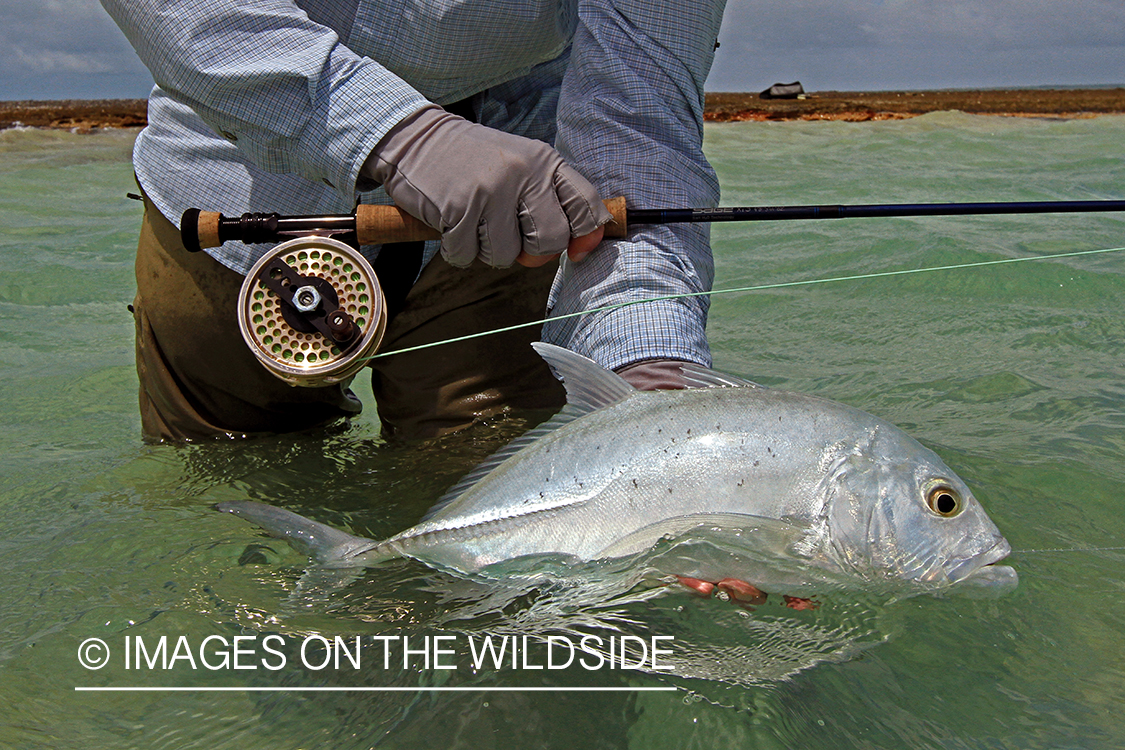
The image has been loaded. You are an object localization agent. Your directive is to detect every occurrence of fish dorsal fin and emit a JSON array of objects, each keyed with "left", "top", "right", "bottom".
[
  {"left": 530, "top": 342, "right": 636, "bottom": 412},
  {"left": 681, "top": 363, "right": 761, "bottom": 389},
  {"left": 420, "top": 344, "right": 633, "bottom": 524}
]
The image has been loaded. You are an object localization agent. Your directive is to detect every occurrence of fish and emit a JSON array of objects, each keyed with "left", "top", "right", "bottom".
[{"left": 217, "top": 343, "right": 1017, "bottom": 597}]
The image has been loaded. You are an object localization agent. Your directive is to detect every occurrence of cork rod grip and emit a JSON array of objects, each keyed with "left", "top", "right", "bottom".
[
  {"left": 355, "top": 197, "right": 628, "bottom": 243},
  {"left": 355, "top": 204, "right": 440, "bottom": 244},
  {"left": 600, "top": 195, "right": 628, "bottom": 238}
]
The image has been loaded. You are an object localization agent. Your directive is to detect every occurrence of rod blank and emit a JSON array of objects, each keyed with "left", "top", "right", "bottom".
[{"left": 630, "top": 200, "right": 1125, "bottom": 226}]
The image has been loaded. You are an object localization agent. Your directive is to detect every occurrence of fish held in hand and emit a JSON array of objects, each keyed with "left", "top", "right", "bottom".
[{"left": 217, "top": 344, "right": 1016, "bottom": 598}]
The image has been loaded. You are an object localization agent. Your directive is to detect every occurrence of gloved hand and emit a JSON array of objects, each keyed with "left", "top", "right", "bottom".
[{"left": 362, "top": 104, "right": 610, "bottom": 269}]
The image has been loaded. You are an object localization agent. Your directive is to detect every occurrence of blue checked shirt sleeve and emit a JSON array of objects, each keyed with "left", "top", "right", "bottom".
[
  {"left": 544, "top": 0, "right": 727, "bottom": 370},
  {"left": 99, "top": 0, "right": 429, "bottom": 202}
]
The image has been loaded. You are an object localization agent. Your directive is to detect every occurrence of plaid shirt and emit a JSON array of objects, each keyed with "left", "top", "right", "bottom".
[{"left": 102, "top": 0, "right": 725, "bottom": 369}]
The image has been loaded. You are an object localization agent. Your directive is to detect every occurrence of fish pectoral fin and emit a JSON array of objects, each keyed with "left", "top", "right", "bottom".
[{"left": 216, "top": 500, "right": 389, "bottom": 567}]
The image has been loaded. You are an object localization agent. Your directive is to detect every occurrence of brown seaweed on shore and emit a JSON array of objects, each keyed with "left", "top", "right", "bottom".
[
  {"left": 0, "top": 99, "right": 148, "bottom": 132},
  {"left": 704, "top": 88, "right": 1125, "bottom": 123}
]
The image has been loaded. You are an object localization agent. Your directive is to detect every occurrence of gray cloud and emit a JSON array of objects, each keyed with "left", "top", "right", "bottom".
[
  {"left": 721, "top": 0, "right": 1125, "bottom": 51},
  {"left": 708, "top": 0, "right": 1125, "bottom": 90},
  {"left": 0, "top": 0, "right": 1121, "bottom": 100},
  {"left": 1, "top": 0, "right": 140, "bottom": 71},
  {"left": 0, "top": 0, "right": 151, "bottom": 98}
]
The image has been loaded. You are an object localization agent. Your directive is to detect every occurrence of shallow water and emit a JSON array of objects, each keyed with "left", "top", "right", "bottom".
[{"left": 1, "top": 114, "right": 1123, "bottom": 748}]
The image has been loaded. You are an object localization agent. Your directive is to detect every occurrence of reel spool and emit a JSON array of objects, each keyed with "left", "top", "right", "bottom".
[{"left": 237, "top": 236, "right": 386, "bottom": 388}]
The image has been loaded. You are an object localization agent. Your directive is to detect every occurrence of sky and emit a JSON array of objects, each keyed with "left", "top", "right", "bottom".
[{"left": 0, "top": 0, "right": 1122, "bottom": 101}]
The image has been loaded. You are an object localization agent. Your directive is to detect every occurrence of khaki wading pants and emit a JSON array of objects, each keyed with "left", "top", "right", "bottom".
[{"left": 131, "top": 196, "right": 564, "bottom": 441}]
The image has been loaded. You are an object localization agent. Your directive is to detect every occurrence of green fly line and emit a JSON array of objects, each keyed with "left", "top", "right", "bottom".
[
  {"left": 363, "top": 244, "right": 1125, "bottom": 362},
  {"left": 1018, "top": 546, "right": 1125, "bottom": 554}
]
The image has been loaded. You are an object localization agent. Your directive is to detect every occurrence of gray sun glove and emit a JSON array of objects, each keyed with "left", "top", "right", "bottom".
[{"left": 362, "top": 104, "right": 611, "bottom": 268}]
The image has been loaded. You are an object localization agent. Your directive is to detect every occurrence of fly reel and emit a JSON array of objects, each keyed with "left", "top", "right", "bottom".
[{"left": 237, "top": 236, "right": 386, "bottom": 388}]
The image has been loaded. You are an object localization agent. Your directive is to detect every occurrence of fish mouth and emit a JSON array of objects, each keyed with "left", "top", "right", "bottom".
[{"left": 947, "top": 537, "right": 1018, "bottom": 594}]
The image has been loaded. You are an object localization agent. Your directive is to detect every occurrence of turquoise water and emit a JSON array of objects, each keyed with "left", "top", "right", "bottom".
[{"left": 1, "top": 113, "right": 1123, "bottom": 748}]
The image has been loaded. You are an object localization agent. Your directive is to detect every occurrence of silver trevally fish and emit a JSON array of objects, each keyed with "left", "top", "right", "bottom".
[{"left": 218, "top": 343, "right": 1016, "bottom": 597}]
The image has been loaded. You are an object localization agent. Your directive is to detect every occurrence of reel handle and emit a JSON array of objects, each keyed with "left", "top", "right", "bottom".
[{"left": 181, "top": 196, "right": 628, "bottom": 252}]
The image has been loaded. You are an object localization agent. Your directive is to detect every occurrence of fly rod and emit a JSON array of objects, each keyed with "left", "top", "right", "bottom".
[
  {"left": 181, "top": 196, "right": 1125, "bottom": 251},
  {"left": 182, "top": 194, "right": 1124, "bottom": 389}
]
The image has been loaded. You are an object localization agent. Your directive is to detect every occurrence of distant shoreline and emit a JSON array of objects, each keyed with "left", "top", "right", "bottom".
[
  {"left": 0, "top": 99, "right": 147, "bottom": 132},
  {"left": 2, "top": 88, "right": 1124, "bottom": 132},
  {"left": 705, "top": 87, "right": 1125, "bottom": 122}
]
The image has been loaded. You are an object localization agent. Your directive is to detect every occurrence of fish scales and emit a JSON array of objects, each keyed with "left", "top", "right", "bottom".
[{"left": 386, "top": 387, "right": 874, "bottom": 571}]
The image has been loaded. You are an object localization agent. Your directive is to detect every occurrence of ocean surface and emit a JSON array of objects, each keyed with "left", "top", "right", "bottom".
[{"left": 1, "top": 113, "right": 1123, "bottom": 748}]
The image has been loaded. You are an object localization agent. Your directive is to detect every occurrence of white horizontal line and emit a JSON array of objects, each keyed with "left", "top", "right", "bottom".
[{"left": 75, "top": 686, "right": 676, "bottom": 692}]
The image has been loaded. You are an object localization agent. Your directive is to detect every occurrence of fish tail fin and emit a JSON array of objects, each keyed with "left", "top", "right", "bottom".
[{"left": 215, "top": 500, "right": 391, "bottom": 567}]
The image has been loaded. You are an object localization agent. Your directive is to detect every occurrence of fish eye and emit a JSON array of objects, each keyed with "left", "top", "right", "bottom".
[{"left": 926, "top": 484, "right": 962, "bottom": 517}]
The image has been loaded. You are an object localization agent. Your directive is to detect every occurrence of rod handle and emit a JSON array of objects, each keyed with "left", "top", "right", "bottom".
[
  {"left": 183, "top": 196, "right": 627, "bottom": 251},
  {"left": 179, "top": 208, "right": 221, "bottom": 253},
  {"left": 355, "top": 204, "right": 439, "bottom": 244},
  {"left": 601, "top": 195, "right": 628, "bottom": 238},
  {"left": 356, "top": 198, "right": 628, "bottom": 242}
]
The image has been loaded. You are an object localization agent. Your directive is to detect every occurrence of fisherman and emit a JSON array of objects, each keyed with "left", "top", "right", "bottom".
[{"left": 101, "top": 0, "right": 726, "bottom": 441}]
